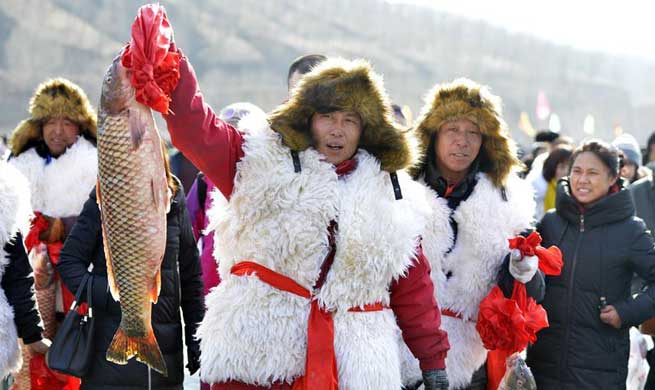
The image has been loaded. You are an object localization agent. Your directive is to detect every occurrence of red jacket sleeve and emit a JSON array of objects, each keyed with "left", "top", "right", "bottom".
[
  {"left": 390, "top": 244, "right": 450, "bottom": 370},
  {"left": 164, "top": 53, "right": 244, "bottom": 200}
]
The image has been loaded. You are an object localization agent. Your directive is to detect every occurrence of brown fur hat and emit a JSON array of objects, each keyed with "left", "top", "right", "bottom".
[
  {"left": 269, "top": 58, "right": 415, "bottom": 172},
  {"left": 411, "top": 78, "right": 521, "bottom": 187},
  {"left": 9, "top": 78, "right": 97, "bottom": 156}
]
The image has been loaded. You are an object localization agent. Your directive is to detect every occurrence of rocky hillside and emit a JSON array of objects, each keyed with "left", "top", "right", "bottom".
[{"left": 2, "top": 0, "right": 654, "bottom": 146}]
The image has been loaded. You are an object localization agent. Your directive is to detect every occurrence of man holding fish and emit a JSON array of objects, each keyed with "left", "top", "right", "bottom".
[{"left": 155, "top": 7, "right": 451, "bottom": 390}]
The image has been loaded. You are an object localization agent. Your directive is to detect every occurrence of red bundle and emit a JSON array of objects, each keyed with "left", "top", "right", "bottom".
[
  {"left": 120, "top": 4, "right": 180, "bottom": 114},
  {"left": 480, "top": 231, "right": 563, "bottom": 390},
  {"left": 477, "top": 231, "right": 562, "bottom": 352}
]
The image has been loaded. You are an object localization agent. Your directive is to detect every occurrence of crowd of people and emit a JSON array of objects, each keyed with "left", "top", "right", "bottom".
[{"left": 1, "top": 10, "right": 655, "bottom": 390}]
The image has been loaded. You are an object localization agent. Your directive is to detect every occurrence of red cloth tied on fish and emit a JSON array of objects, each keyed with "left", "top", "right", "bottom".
[
  {"left": 120, "top": 3, "right": 180, "bottom": 114},
  {"left": 482, "top": 231, "right": 563, "bottom": 390},
  {"left": 25, "top": 212, "right": 84, "bottom": 314}
]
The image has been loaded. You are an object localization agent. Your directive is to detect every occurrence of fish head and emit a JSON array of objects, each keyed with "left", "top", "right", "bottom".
[
  {"left": 101, "top": 52, "right": 133, "bottom": 115},
  {"left": 500, "top": 354, "right": 537, "bottom": 390}
]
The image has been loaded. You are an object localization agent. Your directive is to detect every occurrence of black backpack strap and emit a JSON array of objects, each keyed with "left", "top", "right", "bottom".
[
  {"left": 390, "top": 171, "right": 403, "bottom": 200},
  {"left": 500, "top": 186, "right": 508, "bottom": 202},
  {"left": 291, "top": 150, "right": 301, "bottom": 173}
]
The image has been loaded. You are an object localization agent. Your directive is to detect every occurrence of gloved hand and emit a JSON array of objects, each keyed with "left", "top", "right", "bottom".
[
  {"left": 422, "top": 369, "right": 448, "bottom": 390},
  {"left": 509, "top": 249, "right": 539, "bottom": 284}
]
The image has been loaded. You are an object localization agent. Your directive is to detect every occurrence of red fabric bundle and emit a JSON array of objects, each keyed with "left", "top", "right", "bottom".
[
  {"left": 25, "top": 212, "right": 82, "bottom": 313},
  {"left": 30, "top": 353, "right": 80, "bottom": 390},
  {"left": 120, "top": 4, "right": 180, "bottom": 114},
  {"left": 481, "top": 231, "right": 563, "bottom": 389}
]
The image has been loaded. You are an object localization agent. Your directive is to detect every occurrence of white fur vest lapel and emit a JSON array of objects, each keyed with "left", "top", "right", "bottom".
[
  {"left": 423, "top": 173, "right": 535, "bottom": 319},
  {"left": 9, "top": 137, "right": 97, "bottom": 217}
]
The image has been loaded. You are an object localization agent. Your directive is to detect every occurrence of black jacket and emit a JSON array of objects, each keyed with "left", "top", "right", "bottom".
[
  {"left": 630, "top": 175, "right": 655, "bottom": 237},
  {"left": 3, "top": 233, "right": 43, "bottom": 344},
  {"left": 526, "top": 179, "right": 655, "bottom": 390},
  {"left": 57, "top": 183, "right": 204, "bottom": 390}
]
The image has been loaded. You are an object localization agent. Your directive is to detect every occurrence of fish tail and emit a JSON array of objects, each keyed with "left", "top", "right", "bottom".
[{"left": 106, "top": 324, "right": 168, "bottom": 376}]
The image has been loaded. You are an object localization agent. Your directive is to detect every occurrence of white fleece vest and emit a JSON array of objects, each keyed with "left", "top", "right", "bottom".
[
  {"left": 405, "top": 173, "right": 535, "bottom": 389},
  {"left": 9, "top": 137, "right": 97, "bottom": 218},
  {"left": 197, "top": 124, "right": 431, "bottom": 389},
  {"left": 0, "top": 161, "right": 32, "bottom": 378}
]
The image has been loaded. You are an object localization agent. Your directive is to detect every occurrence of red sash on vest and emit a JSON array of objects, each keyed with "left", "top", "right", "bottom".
[
  {"left": 230, "top": 261, "right": 386, "bottom": 390},
  {"left": 441, "top": 308, "right": 466, "bottom": 320}
]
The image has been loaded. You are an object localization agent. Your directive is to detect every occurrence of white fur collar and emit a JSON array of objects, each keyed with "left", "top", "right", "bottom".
[{"left": 9, "top": 137, "right": 97, "bottom": 217}]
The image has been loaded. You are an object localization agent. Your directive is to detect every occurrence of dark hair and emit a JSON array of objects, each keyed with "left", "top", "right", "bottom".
[
  {"left": 542, "top": 145, "right": 573, "bottom": 182},
  {"left": 571, "top": 140, "right": 620, "bottom": 178},
  {"left": 648, "top": 132, "right": 655, "bottom": 149},
  {"left": 535, "top": 129, "right": 559, "bottom": 143},
  {"left": 646, "top": 132, "right": 655, "bottom": 165},
  {"left": 287, "top": 54, "right": 327, "bottom": 84}
]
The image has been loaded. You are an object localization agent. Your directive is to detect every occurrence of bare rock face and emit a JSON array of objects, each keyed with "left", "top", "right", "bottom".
[{"left": 1, "top": 0, "right": 654, "bottom": 145}]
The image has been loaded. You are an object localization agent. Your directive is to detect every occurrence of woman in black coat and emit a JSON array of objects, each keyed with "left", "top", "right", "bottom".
[
  {"left": 526, "top": 140, "right": 655, "bottom": 390},
  {"left": 57, "top": 171, "right": 204, "bottom": 390}
]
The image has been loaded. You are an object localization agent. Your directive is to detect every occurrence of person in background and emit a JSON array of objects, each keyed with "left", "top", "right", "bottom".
[
  {"left": 403, "top": 78, "right": 544, "bottom": 390},
  {"left": 169, "top": 148, "right": 199, "bottom": 194},
  {"left": 643, "top": 131, "right": 655, "bottom": 171},
  {"left": 8, "top": 78, "right": 98, "bottom": 390},
  {"left": 527, "top": 140, "right": 655, "bottom": 390},
  {"left": 533, "top": 145, "right": 573, "bottom": 220},
  {"left": 287, "top": 54, "right": 327, "bottom": 91},
  {"left": 613, "top": 133, "right": 649, "bottom": 184},
  {"left": 629, "top": 143, "right": 655, "bottom": 390},
  {"left": 56, "top": 144, "right": 205, "bottom": 390},
  {"left": 0, "top": 161, "right": 46, "bottom": 382}
]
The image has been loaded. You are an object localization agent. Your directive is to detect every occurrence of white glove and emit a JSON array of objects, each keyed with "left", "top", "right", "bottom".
[{"left": 509, "top": 249, "right": 539, "bottom": 284}]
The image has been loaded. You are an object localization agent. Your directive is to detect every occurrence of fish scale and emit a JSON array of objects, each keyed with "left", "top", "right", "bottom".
[{"left": 96, "top": 54, "right": 168, "bottom": 375}]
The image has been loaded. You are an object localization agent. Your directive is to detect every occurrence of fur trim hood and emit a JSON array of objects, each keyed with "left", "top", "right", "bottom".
[
  {"left": 268, "top": 58, "right": 416, "bottom": 172},
  {"left": 411, "top": 78, "right": 521, "bottom": 187},
  {"left": 9, "top": 78, "right": 97, "bottom": 156}
]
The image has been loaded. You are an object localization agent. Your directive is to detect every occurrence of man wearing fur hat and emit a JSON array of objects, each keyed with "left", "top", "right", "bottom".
[
  {"left": 7, "top": 78, "right": 98, "bottom": 382},
  {"left": 0, "top": 161, "right": 46, "bottom": 378},
  {"left": 162, "top": 38, "right": 450, "bottom": 388},
  {"left": 404, "top": 79, "right": 545, "bottom": 390}
]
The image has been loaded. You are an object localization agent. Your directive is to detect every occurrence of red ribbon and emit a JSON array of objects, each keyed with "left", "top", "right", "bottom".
[
  {"left": 507, "top": 231, "right": 563, "bottom": 276},
  {"left": 121, "top": 4, "right": 180, "bottom": 114},
  {"left": 231, "top": 261, "right": 386, "bottom": 390},
  {"left": 484, "top": 232, "right": 563, "bottom": 390}
]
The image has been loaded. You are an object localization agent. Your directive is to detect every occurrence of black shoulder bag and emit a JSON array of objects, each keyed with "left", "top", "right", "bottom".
[{"left": 46, "top": 273, "right": 95, "bottom": 377}]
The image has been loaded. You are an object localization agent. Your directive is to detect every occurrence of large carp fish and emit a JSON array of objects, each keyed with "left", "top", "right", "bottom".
[{"left": 96, "top": 52, "right": 169, "bottom": 376}]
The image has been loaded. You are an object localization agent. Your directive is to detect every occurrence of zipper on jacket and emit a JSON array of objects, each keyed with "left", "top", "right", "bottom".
[
  {"left": 560, "top": 229, "right": 583, "bottom": 382},
  {"left": 579, "top": 214, "right": 585, "bottom": 232}
]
